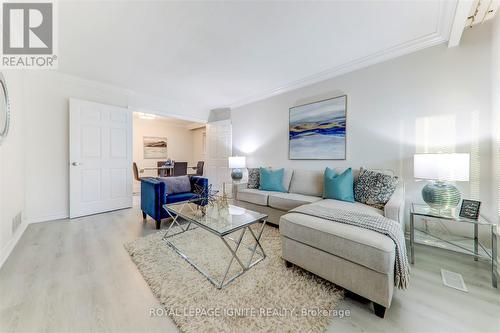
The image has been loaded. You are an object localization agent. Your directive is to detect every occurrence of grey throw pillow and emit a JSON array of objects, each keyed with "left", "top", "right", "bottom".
[
  {"left": 159, "top": 176, "right": 191, "bottom": 194},
  {"left": 247, "top": 168, "right": 260, "bottom": 189},
  {"left": 354, "top": 168, "right": 398, "bottom": 209}
]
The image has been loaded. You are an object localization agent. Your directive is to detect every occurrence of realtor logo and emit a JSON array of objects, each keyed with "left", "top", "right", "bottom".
[{"left": 1, "top": 1, "right": 57, "bottom": 68}]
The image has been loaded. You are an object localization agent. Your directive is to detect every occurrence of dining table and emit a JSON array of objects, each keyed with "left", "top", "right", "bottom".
[{"left": 140, "top": 165, "right": 174, "bottom": 177}]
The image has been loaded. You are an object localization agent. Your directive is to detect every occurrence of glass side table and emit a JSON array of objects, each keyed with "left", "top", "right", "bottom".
[{"left": 410, "top": 203, "right": 497, "bottom": 288}]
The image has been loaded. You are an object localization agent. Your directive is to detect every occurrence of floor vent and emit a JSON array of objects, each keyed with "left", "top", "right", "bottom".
[{"left": 441, "top": 269, "right": 468, "bottom": 292}]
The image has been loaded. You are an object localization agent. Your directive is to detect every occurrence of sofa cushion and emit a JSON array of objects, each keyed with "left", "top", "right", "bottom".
[
  {"left": 289, "top": 169, "right": 323, "bottom": 197},
  {"left": 282, "top": 168, "right": 294, "bottom": 192},
  {"left": 159, "top": 176, "right": 191, "bottom": 194},
  {"left": 268, "top": 193, "right": 322, "bottom": 211},
  {"left": 247, "top": 168, "right": 260, "bottom": 189},
  {"left": 259, "top": 167, "right": 294, "bottom": 192},
  {"left": 354, "top": 168, "right": 398, "bottom": 209},
  {"left": 165, "top": 192, "right": 198, "bottom": 204},
  {"left": 280, "top": 201, "right": 395, "bottom": 274},
  {"left": 260, "top": 168, "right": 287, "bottom": 192},
  {"left": 237, "top": 188, "right": 279, "bottom": 206},
  {"left": 323, "top": 167, "right": 354, "bottom": 202}
]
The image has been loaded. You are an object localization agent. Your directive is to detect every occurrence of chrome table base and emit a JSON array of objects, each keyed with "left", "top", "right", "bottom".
[{"left": 162, "top": 203, "right": 267, "bottom": 289}]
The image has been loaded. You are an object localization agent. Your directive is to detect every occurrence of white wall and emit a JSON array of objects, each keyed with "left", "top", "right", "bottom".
[
  {"left": 491, "top": 16, "right": 500, "bottom": 268},
  {"left": 492, "top": 15, "right": 500, "bottom": 223},
  {"left": 191, "top": 127, "right": 206, "bottom": 168},
  {"left": 22, "top": 71, "right": 130, "bottom": 223},
  {"left": 232, "top": 24, "right": 494, "bottom": 224},
  {"left": 4, "top": 70, "right": 210, "bottom": 224},
  {"left": 133, "top": 115, "right": 196, "bottom": 192},
  {"left": 0, "top": 71, "right": 27, "bottom": 266}
]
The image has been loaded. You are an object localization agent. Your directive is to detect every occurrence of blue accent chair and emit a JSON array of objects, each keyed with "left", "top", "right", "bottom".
[{"left": 140, "top": 176, "right": 209, "bottom": 229}]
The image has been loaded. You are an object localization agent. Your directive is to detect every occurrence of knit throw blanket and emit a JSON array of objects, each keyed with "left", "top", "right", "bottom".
[{"left": 290, "top": 204, "right": 410, "bottom": 289}]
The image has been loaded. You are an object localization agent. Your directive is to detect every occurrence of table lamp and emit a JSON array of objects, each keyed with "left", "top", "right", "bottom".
[
  {"left": 228, "top": 156, "right": 246, "bottom": 181},
  {"left": 414, "top": 153, "right": 470, "bottom": 211}
]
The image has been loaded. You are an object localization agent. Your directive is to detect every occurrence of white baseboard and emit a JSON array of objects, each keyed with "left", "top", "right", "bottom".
[
  {"left": 0, "top": 221, "right": 28, "bottom": 269},
  {"left": 25, "top": 213, "right": 69, "bottom": 224}
]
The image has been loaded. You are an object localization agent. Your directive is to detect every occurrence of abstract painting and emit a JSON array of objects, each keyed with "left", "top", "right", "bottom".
[
  {"left": 289, "top": 95, "right": 346, "bottom": 160},
  {"left": 143, "top": 136, "right": 168, "bottom": 159}
]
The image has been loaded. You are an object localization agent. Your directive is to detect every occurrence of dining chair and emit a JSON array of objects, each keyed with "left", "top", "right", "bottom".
[
  {"left": 133, "top": 162, "right": 142, "bottom": 181},
  {"left": 173, "top": 161, "right": 188, "bottom": 176},
  {"left": 157, "top": 161, "right": 168, "bottom": 177},
  {"left": 189, "top": 161, "right": 204, "bottom": 176}
]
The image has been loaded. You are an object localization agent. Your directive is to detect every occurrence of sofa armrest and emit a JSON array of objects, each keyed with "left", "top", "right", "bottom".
[
  {"left": 235, "top": 182, "right": 248, "bottom": 191},
  {"left": 384, "top": 182, "right": 405, "bottom": 226},
  {"left": 190, "top": 176, "right": 209, "bottom": 205},
  {"left": 232, "top": 182, "right": 248, "bottom": 200},
  {"left": 141, "top": 178, "right": 166, "bottom": 220}
]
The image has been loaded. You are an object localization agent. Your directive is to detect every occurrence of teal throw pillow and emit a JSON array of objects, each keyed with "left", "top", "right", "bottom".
[
  {"left": 259, "top": 168, "right": 286, "bottom": 192},
  {"left": 323, "top": 167, "right": 355, "bottom": 202}
]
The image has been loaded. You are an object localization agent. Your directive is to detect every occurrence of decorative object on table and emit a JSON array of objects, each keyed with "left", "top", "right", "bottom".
[
  {"left": 459, "top": 199, "right": 481, "bottom": 220},
  {"left": 354, "top": 168, "right": 398, "bottom": 209},
  {"left": 164, "top": 158, "right": 173, "bottom": 166},
  {"left": 414, "top": 153, "right": 470, "bottom": 211},
  {"left": 0, "top": 73, "right": 10, "bottom": 145},
  {"left": 213, "top": 186, "right": 230, "bottom": 213},
  {"left": 143, "top": 136, "right": 168, "bottom": 159},
  {"left": 289, "top": 95, "right": 346, "bottom": 160},
  {"left": 193, "top": 183, "right": 219, "bottom": 214},
  {"left": 228, "top": 156, "right": 246, "bottom": 181},
  {"left": 247, "top": 168, "right": 260, "bottom": 189}
]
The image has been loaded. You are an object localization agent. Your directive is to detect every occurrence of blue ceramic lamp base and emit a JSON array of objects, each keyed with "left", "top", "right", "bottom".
[
  {"left": 422, "top": 181, "right": 461, "bottom": 211},
  {"left": 231, "top": 168, "right": 243, "bottom": 181}
]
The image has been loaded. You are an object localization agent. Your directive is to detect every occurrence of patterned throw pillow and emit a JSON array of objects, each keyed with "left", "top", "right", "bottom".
[
  {"left": 247, "top": 168, "right": 260, "bottom": 189},
  {"left": 354, "top": 168, "right": 398, "bottom": 210}
]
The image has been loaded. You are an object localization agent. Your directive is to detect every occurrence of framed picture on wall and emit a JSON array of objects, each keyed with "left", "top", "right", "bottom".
[
  {"left": 143, "top": 136, "right": 168, "bottom": 159},
  {"left": 289, "top": 95, "right": 347, "bottom": 160}
]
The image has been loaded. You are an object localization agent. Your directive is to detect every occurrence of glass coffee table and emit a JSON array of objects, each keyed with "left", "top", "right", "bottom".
[{"left": 162, "top": 198, "right": 268, "bottom": 289}]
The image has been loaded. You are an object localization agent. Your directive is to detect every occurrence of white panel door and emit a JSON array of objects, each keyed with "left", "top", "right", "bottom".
[
  {"left": 69, "top": 98, "right": 133, "bottom": 218},
  {"left": 206, "top": 119, "right": 232, "bottom": 192}
]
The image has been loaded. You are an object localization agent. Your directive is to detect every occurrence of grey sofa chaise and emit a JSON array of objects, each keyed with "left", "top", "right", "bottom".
[{"left": 235, "top": 168, "right": 405, "bottom": 318}]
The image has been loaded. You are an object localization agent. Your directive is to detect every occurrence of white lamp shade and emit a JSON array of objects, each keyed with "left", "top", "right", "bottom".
[
  {"left": 414, "top": 153, "right": 470, "bottom": 181},
  {"left": 228, "top": 156, "right": 246, "bottom": 168}
]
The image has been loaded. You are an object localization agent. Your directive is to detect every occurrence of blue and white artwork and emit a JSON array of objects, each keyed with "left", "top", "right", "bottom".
[{"left": 289, "top": 95, "right": 346, "bottom": 160}]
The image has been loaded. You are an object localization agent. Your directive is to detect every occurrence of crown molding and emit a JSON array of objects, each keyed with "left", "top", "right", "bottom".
[{"left": 225, "top": 0, "right": 458, "bottom": 109}]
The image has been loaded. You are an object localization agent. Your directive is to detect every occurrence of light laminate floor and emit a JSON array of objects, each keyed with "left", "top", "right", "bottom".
[{"left": 1, "top": 206, "right": 499, "bottom": 333}]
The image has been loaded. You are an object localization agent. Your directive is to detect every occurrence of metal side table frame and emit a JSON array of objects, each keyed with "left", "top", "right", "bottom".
[
  {"left": 162, "top": 200, "right": 267, "bottom": 289},
  {"left": 409, "top": 203, "right": 497, "bottom": 288}
]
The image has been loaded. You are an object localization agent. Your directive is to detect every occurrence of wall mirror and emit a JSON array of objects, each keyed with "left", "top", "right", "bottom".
[{"left": 0, "top": 73, "right": 10, "bottom": 144}]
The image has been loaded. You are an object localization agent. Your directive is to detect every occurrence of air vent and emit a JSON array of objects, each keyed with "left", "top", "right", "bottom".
[
  {"left": 11, "top": 211, "right": 22, "bottom": 233},
  {"left": 441, "top": 269, "right": 468, "bottom": 292}
]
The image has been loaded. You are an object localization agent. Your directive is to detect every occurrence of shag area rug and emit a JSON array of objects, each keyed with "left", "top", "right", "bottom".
[{"left": 125, "top": 224, "right": 343, "bottom": 333}]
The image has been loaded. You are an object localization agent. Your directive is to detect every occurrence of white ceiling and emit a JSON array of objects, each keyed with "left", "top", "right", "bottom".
[
  {"left": 133, "top": 111, "right": 205, "bottom": 129},
  {"left": 58, "top": 1, "right": 457, "bottom": 118}
]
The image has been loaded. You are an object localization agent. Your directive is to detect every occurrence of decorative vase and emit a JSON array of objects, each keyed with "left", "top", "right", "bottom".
[{"left": 422, "top": 181, "right": 461, "bottom": 211}]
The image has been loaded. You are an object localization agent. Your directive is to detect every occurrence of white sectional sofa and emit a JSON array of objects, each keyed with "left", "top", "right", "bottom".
[{"left": 235, "top": 168, "right": 405, "bottom": 318}]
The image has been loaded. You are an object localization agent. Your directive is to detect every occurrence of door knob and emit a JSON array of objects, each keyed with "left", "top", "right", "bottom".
[{"left": 72, "top": 162, "right": 81, "bottom": 166}]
